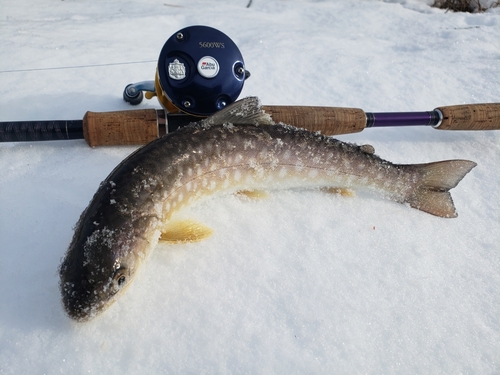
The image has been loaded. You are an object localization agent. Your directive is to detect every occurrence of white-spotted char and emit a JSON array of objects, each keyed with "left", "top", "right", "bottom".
[{"left": 59, "top": 97, "right": 476, "bottom": 321}]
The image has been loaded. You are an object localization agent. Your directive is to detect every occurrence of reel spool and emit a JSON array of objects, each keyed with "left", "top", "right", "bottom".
[{"left": 123, "top": 25, "right": 250, "bottom": 116}]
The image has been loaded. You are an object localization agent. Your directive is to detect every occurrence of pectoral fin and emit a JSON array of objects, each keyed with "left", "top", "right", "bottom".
[{"left": 160, "top": 219, "right": 213, "bottom": 243}]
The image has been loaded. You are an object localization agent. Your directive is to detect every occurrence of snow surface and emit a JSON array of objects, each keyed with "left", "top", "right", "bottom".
[{"left": 0, "top": 0, "right": 499, "bottom": 373}]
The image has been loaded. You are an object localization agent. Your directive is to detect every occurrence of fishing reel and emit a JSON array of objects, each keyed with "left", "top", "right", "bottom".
[{"left": 123, "top": 25, "right": 250, "bottom": 117}]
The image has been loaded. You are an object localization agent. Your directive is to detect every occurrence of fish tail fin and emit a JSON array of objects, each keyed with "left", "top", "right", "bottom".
[{"left": 406, "top": 160, "right": 476, "bottom": 218}]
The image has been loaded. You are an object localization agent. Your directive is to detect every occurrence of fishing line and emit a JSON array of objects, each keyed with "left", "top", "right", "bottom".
[{"left": 0, "top": 59, "right": 157, "bottom": 74}]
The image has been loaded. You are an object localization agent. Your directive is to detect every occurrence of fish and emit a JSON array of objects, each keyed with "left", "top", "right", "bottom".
[{"left": 58, "top": 97, "right": 476, "bottom": 321}]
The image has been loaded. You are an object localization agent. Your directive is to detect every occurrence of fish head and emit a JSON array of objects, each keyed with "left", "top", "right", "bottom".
[{"left": 59, "top": 221, "right": 146, "bottom": 322}]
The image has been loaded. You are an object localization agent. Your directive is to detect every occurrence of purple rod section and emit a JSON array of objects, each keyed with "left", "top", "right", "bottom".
[{"left": 366, "top": 111, "right": 440, "bottom": 128}]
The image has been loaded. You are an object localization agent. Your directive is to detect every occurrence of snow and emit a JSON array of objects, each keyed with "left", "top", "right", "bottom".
[{"left": 0, "top": 0, "right": 499, "bottom": 373}]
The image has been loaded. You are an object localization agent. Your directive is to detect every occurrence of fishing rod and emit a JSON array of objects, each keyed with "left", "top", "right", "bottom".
[
  {"left": 1, "top": 26, "right": 499, "bottom": 146},
  {"left": 1, "top": 102, "right": 499, "bottom": 146}
]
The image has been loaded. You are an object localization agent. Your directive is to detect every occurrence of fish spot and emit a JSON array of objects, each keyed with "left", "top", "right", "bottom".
[
  {"left": 234, "top": 170, "right": 242, "bottom": 181},
  {"left": 295, "top": 164, "right": 304, "bottom": 172},
  {"left": 219, "top": 169, "right": 228, "bottom": 178},
  {"left": 279, "top": 167, "right": 288, "bottom": 178},
  {"left": 163, "top": 202, "right": 170, "bottom": 212},
  {"left": 243, "top": 140, "right": 255, "bottom": 150},
  {"left": 258, "top": 148, "right": 269, "bottom": 160},
  {"left": 265, "top": 174, "right": 276, "bottom": 184},
  {"left": 308, "top": 169, "right": 319, "bottom": 178}
]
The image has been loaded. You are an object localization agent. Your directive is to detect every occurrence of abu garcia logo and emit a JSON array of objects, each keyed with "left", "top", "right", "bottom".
[
  {"left": 200, "top": 61, "right": 216, "bottom": 70},
  {"left": 197, "top": 56, "right": 219, "bottom": 78}
]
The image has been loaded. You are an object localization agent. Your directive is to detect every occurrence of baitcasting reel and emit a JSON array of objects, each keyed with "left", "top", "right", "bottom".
[{"left": 123, "top": 25, "right": 250, "bottom": 116}]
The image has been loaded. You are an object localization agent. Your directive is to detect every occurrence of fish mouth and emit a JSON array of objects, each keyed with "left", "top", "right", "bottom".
[
  {"left": 59, "top": 266, "right": 134, "bottom": 321},
  {"left": 61, "top": 288, "right": 104, "bottom": 322},
  {"left": 59, "top": 274, "right": 117, "bottom": 322},
  {"left": 61, "top": 279, "right": 134, "bottom": 321}
]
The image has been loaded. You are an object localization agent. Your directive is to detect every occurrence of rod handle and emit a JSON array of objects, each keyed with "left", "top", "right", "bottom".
[
  {"left": 83, "top": 109, "right": 159, "bottom": 146},
  {"left": 435, "top": 103, "right": 500, "bottom": 131},
  {"left": 261, "top": 105, "right": 366, "bottom": 135}
]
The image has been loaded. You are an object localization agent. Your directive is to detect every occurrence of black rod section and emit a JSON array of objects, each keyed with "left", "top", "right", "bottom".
[{"left": 0, "top": 120, "right": 84, "bottom": 142}]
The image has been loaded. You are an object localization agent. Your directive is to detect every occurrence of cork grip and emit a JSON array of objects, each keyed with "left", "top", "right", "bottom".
[
  {"left": 435, "top": 103, "right": 500, "bottom": 131},
  {"left": 83, "top": 109, "right": 159, "bottom": 146},
  {"left": 261, "top": 105, "right": 366, "bottom": 135}
]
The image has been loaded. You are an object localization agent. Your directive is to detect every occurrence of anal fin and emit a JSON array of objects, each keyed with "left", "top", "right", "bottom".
[
  {"left": 236, "top": 189, "right": 269, "bottom": 199},
  {"left": 321, "top": 187, "right": 355, "bottom": 197},
  {"left": 160, "top": 219, "right": 213, "bottom": 243}
]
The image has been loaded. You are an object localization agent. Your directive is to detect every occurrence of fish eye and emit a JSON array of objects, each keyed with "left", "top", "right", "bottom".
[
  {"left": 117, "top": 275, "right": 126, "bottom": 286},
  {"left": 111, "top": 268, "right": 128, "bottom": 292}
]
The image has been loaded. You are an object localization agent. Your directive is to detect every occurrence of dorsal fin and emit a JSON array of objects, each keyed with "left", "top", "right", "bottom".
[{"left": 201, "top": 97, "right": 274, "bottom": 126}]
